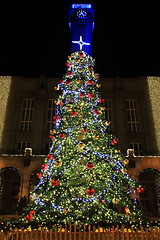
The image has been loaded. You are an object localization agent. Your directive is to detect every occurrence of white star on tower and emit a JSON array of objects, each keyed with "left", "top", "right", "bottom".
[{"left": 72, "top": 36, "right": 90, "bottom": 50}]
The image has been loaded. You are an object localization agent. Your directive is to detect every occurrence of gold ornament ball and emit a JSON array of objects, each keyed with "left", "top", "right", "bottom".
[
  {"left": 94, "top": 135, "right": 99, "bottom": 140},
  {"left": 29, "top": 195, "right": 34, "bottom": 202},
  {"left": 55, "top": 160, "right": 62, "bottom": 167},
  {"left": 121, "top": 168, "right": 127, "bottom": 174},
  {"left": 115, "top": 150, "right": 121, "bottom": 153},
  {"left": 124, "top": 159, "right": 129, "bottom": 164},
  {"left": 54, "top": 86, "right": 59, "bottom": 90},
  {"left": 78, "top": 142, "right": 85, "bottom": 149},
  {"left": 64, "top": 208, "right": 70, "bottom": 213},
  {"left": 112, "top": 198, "right": 119, "bottom": 204},
  {"left": 105, "top": 121, "right": 110, "bottom": 126}
]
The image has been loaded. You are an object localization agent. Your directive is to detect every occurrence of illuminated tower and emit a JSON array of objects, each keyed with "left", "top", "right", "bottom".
[{"left": 69, "top": 3, "right": 94, "bottom": 55}]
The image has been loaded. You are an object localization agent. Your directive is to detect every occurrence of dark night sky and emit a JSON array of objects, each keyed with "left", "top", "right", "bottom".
[{"left": 0, "top": 1, "right": 160, "bottom": 77}]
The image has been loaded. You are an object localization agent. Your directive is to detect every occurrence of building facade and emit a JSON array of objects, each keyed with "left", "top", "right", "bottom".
[{"left": 0, "top": 75, "right": 160, "bottom": 217}]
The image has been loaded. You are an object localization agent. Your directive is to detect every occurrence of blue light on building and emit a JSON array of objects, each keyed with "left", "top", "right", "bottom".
[
  {"left": 69, "top": 4, "right": 94, "bottom": 55},
  {"left": 72, "top": 4, "right": 92, "bottom": 9}
]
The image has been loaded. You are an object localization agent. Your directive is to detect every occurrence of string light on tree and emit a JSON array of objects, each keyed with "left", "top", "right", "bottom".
[{"left": 19, "top": 50, "right": 143, "bottom": 228}]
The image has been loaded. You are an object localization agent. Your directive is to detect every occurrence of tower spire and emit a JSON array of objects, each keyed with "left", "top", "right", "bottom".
[{"left": 69, "top": 3, "right": 94, "bottom": 55}]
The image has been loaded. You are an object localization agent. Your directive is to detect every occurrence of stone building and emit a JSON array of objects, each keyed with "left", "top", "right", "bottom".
[{"left": 0, "top": 75, "right": 160, "bottom": 217}]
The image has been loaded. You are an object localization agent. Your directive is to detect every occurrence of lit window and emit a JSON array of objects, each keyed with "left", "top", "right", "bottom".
[
  {"left": 47, "top": 99, "right": 56, "bottom": 132},
  {"left": 20, "top": 99, "right": 34, "bottom": 132},
  {"left": 17, "top": 142, "right": 30, "bottom": 154},
  {"left": 126, "top": 99, "right": 140, "bottom": 132},
  {"left": 129, "top": 143, "right": 142, "bottom": 156}
]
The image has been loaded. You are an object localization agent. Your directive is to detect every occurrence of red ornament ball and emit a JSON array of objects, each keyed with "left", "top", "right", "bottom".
[
  {"left": 36, "top": 172, "right": 42, "bottom": 179},
  {"left": 79, "top": 53, "right": 84, "bottom": 58},
  {"left": 88, "top": 66, "right": 92, "bottom": 70},
  {"left": 102, "top": 200, "right": 105, "bottom": 204},
  {"left": 47, "top": 154, "right": 53, "bottom": 160},
  {"left": 94, "top": 110, "right": 99, "bottom": 115},
  {"left": 59, "top": 133, "right": 65, "bottom": 138},
  {"left": 88, "top": 80, "right": 93, "bottom": 85},
  {"left": 137, "top": 187, "right": 144, "bottom": 193},
  {"left": 111, "top": 141, "right": 115, "bottom": 146},
  {"left": 87, "top": 162, "right": 94, "bottom": 169},
  {"left": 86, "top": 188, "right": 95, "bottom": 196},
  {"left": 71, "top": 111, "right": 77, "bottom": 117},
  {"left": 26, "top": 213, "right": 33, "bottom": 221},
  {"left": 42, "top": 164, "right": 48, "bottom": 170},
  {"left": 83, "top": 128, "right": 87, "bottom": 133},
  {"left": 49, "top": 135, "right": 54, "bottom": 140},
  {"left": 88, "top": 93, "right": 94, "bottom": 98},
  {"left": 66, "top": 80, "right": 71, "bottom": 85},
  {"left": 53, "top": 116, "right": 59, "bottom": 122},
  {"left": 80, "top": 92, "right": 85, "bottom": 98},
  {"left": 52, "top": 179, "right": 59, "bottom": 187},
  {"left": 68, "top": 71, "right": 73, "bottom": 76},
  {"left": 99, "top": 98, "right": 104, "bottom": 103},
  {"left": 59, "top": 101, "right": 63, "bottom": 107},
  {"left": 66, "top": 61, "right": 70, "bottom": 67},
  {"left": 113, "top": 138, "right": 119, "bottom": 144},
  {"left": 30, "top": 210, "right": 35, "bottom": 215}
]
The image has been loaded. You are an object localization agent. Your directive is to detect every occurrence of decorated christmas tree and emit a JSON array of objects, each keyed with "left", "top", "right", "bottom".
[{"left": 22, "top": 49, "right": 144, "bottom": 228}]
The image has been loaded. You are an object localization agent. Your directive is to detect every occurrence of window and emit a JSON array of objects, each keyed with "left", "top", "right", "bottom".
[
  {"left": 126, "top": 99, "right": 140, "bottom": 132},
  {"left": 103, "top": 99, "right": 112, "bottom": 132},
  {"left": 47, "top": 99, "right": 56, "bottom": 132},
  {"left": 77, "top": 22, "right": 85, "bottom": 39},
  {"left": 17, "top": 142, "right": 31, "bottom": 154},
  {"left": 0, "top": 167, "right": 21, "bottom": 215},
  {"left": 45, "top": 142, "right": 52, "bottom": 154},
  {"left": 129, "top": 143, "right": 142, "bottom": 156},
  {"left": 138, "top": 169, "right": 160, "bottom": 217},
  {"left": 20, "top": 99, "right": 34, "bottom": 132},
  {"left": 77, "top": 21, "right": 85, "bottom": 50},
  {"left": 104, "top": 99, "right": 112, "bottom": 122}
]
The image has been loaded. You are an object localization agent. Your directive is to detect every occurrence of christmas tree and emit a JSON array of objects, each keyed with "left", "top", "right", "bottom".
[{"left": 23, "top": 50, "right": 143, "bottom": 227}]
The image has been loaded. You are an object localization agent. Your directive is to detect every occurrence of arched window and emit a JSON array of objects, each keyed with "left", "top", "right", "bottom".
[
  {"left": 138, "top": 168, "right": 160, "bottom": 217},
  {"left": 0, "top": 167, "right": 21, "bottom": 215}
]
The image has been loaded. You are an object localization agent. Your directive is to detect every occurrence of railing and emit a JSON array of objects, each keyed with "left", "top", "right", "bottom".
[{"left": 0, "top": 224, "right": 160, "bottom": 240}]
